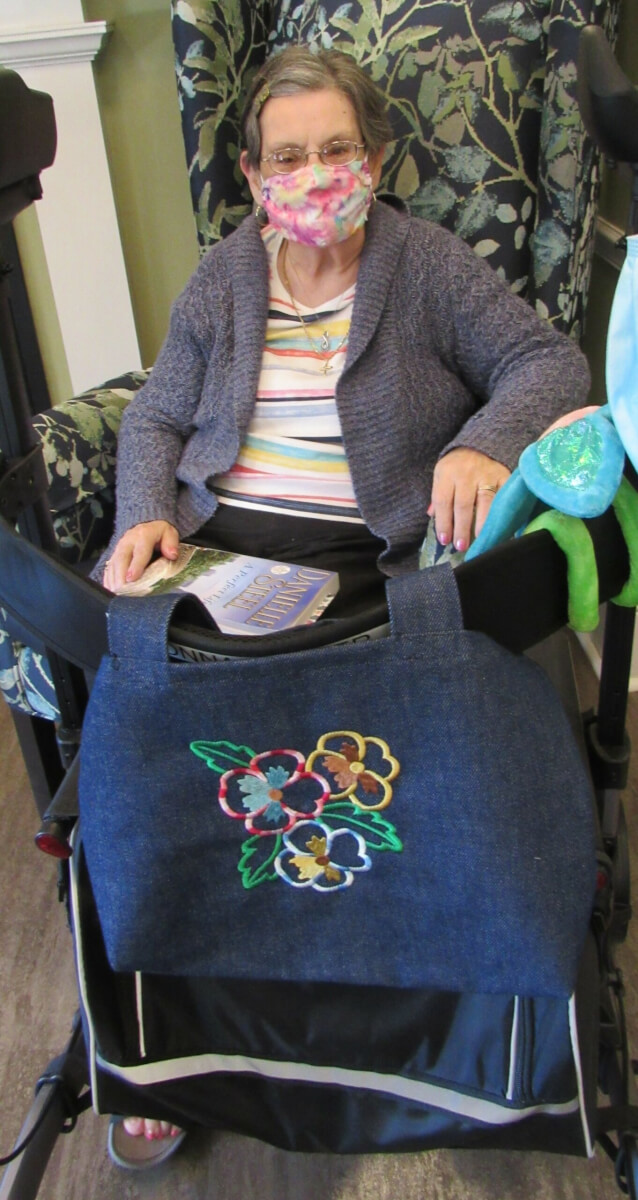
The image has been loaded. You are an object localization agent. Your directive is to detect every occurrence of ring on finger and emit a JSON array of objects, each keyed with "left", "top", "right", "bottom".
[{"left": 477, "top": 484, "right": 499, "bottom": 495}]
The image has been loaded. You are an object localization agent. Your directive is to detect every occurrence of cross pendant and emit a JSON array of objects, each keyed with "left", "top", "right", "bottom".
[{"left": 321, "top": 360, "right": 333, "bottom": 374}]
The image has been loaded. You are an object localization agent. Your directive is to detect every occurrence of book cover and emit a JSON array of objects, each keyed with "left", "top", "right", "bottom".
[{"left": 114, "top": 543, "right": 339, "bottom": 636}]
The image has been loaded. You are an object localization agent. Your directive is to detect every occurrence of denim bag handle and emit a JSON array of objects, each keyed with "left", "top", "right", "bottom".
[
  {"left": 105, "top": 563, "right": 465, "bottom": 661},
  {"left": 386, "top": 563, "right": 464, "bottom": 636},
  {"left": 106, "top": 592, "right": 211, "bottom": 661}
]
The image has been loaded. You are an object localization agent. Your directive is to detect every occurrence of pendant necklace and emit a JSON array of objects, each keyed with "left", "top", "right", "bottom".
[{"left": 280, "top": 243, "right": 349, "bottom": 375}]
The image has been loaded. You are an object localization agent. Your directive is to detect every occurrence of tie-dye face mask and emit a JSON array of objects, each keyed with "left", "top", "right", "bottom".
[{"left": 259, "top": 159, "right": 373, "bottom": 247}]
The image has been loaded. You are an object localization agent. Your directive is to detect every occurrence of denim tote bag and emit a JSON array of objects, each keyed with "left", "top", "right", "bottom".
[{"left": 79, "top": 565, "right": 596, "bottom": 997}]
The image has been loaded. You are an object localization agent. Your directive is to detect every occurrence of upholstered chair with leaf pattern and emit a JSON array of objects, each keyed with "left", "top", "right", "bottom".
[
  {"left": 1, "top": 0, "right": 619, "bottom": 743},
  {"left": 173, "top": 0, "right": 619, "bottom": 337}
]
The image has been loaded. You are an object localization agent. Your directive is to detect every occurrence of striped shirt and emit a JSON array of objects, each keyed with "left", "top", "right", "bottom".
[{"left": 211, "top": 226, "right": 363, "bottom": 523}]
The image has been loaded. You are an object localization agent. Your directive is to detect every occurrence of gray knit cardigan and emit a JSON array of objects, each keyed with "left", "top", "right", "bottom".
[{"left": 111, "top": 201, "right": 591, "bottom": 575}]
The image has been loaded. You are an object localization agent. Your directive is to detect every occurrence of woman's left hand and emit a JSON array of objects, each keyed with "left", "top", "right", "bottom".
[{"left": 428, "top": 448, "right": 510, "bottom": 552}]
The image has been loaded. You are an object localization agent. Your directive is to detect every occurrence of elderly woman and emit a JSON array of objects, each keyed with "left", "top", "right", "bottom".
[
  {"left": 103, "top": 45, "right": 590, "bottom": 1165},
  {"left": 102, "top": 45, "right": 589, "bottom": 607}
]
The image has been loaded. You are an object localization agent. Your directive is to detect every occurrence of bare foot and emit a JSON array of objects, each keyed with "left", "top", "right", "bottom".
[{"left": 123, "top": 1117, "right": 183, "bottom": 1141}]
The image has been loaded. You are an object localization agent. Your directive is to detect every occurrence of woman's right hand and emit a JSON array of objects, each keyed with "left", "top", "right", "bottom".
[{"left": 102, "top": 521, "right": 180, "bottom": 592}]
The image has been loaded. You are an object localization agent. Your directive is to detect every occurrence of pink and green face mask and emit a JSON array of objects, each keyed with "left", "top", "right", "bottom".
[{"left": 259, "top": 159, "right": 373, "bottom": 247}]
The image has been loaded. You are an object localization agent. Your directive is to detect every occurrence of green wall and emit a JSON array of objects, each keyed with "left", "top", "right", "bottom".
[
  {"left": 81, "top": 0, "right": 199, "bottom": 367},
  {"left": 581, "top": 0, "right": 638, "bottom": 400}
]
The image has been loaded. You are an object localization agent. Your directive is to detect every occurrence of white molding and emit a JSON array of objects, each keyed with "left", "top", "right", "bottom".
[
  {"left": 0, "top": 22, "right": 111, "bottom": 70},
  {"left": 5, "top": 29, "right": 142, "bottom": 393}
]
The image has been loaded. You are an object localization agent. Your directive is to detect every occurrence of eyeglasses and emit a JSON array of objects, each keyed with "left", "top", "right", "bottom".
[{"left": 260, "top": 140, "right": 365, "bottom": 174}]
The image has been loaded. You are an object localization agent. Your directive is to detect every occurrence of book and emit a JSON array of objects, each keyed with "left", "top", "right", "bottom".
[{"left": 114, "top": 543, "right": 340, "bottom": 636}]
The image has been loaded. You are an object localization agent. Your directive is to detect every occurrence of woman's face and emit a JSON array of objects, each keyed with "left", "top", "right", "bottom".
[{"left": 240, "top": 87, "right": 384, "bottom": 205}]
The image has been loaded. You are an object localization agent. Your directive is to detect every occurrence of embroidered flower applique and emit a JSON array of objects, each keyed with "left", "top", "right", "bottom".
[
  {"left": 306, "top": 731, "right": 400, "bottom": 810},
  {"left": 218, "top": 749, "right": 330, "bottom": 836},
  {"left": 190, "top": 732, "right": 402, "bottom": 893},
  {"left": 275, "top": 820, "right": 371, "bottom": 891}
]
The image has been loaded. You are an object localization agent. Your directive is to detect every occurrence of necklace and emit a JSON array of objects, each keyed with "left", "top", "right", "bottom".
[{"left": 280, "top": 243, "right": 349, "bottom": 375}]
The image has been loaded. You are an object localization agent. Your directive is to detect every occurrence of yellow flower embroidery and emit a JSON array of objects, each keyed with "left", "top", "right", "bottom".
[
  {"left": 306, "top": 731, "right": 400, "bottom": 811},
  {"left": 289, "top": 835, "right": 343, "bottom": 884}
]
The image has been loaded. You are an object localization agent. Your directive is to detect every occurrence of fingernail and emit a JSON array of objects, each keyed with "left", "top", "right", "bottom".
[
  {"left": 437, "top": 532, "right": 449, "bottom": 546},
  {"left": 455, "top": 538, "right": 468, "bottom": 552}
]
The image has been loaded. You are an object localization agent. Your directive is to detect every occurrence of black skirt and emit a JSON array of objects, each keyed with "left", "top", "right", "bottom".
[{"left": 192, "top": 503, "right": 387, "bottom": 618}]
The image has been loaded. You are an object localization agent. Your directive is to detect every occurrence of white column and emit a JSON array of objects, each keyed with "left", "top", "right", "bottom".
[{"left": 0, "top": 7, "right": 142, "bottom": 394}]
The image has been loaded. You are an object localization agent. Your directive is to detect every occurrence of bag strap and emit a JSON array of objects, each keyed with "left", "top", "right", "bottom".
[
  {"left": 386, "top": 563, "right": 465, "bottom": 636},
  {"left": 107, "top": 593, "right": 210, "bottom": 661},
  {"left": 105, "top": 565, "right": 466, "bottom": 661}
]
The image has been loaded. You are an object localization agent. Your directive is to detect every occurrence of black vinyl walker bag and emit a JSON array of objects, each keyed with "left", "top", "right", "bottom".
[{"left": 79, "top": 564, "right": 596, "bottom": 999}]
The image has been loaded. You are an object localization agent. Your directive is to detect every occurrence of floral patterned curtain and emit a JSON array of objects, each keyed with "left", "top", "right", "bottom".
[{"left": 172, "top": 0, "right": 620, "bottom": 338}]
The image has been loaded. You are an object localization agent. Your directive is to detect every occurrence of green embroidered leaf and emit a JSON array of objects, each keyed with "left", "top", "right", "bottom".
[
  {"left": 239, "top": 834, "right": 283, "bottom": 889},
  {"left": 322, "top": 803, "right": 403, "bottom": 853},
  {"left": 190, "top": 740, "right": 255, "bottom": 774}
]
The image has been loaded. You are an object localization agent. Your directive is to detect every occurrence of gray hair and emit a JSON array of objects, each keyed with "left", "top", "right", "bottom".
[{"left": 241, "top": 46, "right": 393, "bottom": 168}]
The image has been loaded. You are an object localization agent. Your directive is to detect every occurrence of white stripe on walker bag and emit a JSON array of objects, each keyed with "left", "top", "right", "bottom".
[
  {"left": 71, "top": 808, "right": 588, "bottom": 1139},
  {"left": 95, "top": 1049, "right": 581, "bottom": 1128}
]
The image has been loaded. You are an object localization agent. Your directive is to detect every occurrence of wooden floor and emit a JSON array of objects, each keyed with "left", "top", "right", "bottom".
[{"left": 1, "top": 637, "right": 637, "bottom": 1199}]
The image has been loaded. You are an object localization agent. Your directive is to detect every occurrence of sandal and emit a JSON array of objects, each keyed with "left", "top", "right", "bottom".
[{"left": 107, "top": 1116, "right": 187, "bottom": 1170}]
